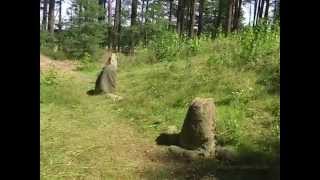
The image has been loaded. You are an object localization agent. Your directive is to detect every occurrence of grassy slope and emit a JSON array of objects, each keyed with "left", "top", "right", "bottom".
[
  {"left": 116, "top": 50, "right": 279, "bottom": 154},
  {"left": 41, "top": 42, "right": 279, "bottom": 179}
]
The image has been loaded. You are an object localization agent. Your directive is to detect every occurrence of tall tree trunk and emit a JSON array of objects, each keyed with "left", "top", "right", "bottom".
[
  {"left": 258, "top": 0, "right": 265, "bottom": 18},
  {"left": 118, "top": 0, "right": 121, "bottom": 52},
  {"left": 186, "top": 3, "right": 190, "bottom": 35},
  {"left": 257, "top": 0, "right": 261, "bottom": 23},
  {"left": 179, "top": 0, "right": 186, "bottom": 36},
  {"left": 214, "top": 0, "right": 223, "bottom": 38},
  {"left": 273, "top": 0, "right": 276, "bottom": 21},
  {"left": 232, "top": 0, "right": 239, "bottom": 31},
  {"left": 255, "top": 0, "right": 262, "bottom": 24},
  {"left": 108, "top": 0, "right": 111, "bottom": 25},
  {"left": 232, "top": 0, "right": 242, "bottom": 31},
  {"left": 238, "top": 0, "right": 243, "bottom": 28},
  {"left": 131, "top": 0, "right": 137, "bottom": 26},
  {"left": 141, "top": 0, "right": 145, "bottom": 24},
  {"left": 249, "top": 0, "right": 252, "bottom": 26},
  {"left": 113, "top": 0, "right": 121, "bottom": 51},
  {"left": 225, "top": 0, "right": 234, "bottom": 34},
  {"left": 144, "top": 0, "right": 149, "bottom": 47},
  {"left": 145, "top": 0, "right": 149, "bottom": 23},
  {"left": 188, "top": 0, "right": 196, "bottom": 38},
  {"left": 168, "top": 0, "right": 173, "bottom": 29},
  {"left": 253, "top": 0, "right": 258, "bottom": 26},
  {"left": 48, "top": 0, "right": 56, "bottom": 33},
  {"left": 273, "top": 0, "right": 279, "bottom": 21},
  {"left": 58, "top": 0, "right": 62, "bottom": 31},
  {"left": 98, "top": 0, "right": 106, "bottom": 21},
  {"left": 42, "top": 0, "right": 48, "bottom": 31},
  {"left": 176, "top": 0, "right": 182, "bottom": 33},
  {"left": 264, "top": 0, "right": 270, "bottom": 19},
  {"left": 107, "top": 0, "right": 112, "bottom": 49},
  {"left": 79, "top": 2, "right": 82, "bottom": 24},
  {"left": 197, "top": 0, "right": 205, "bottom": 36},
  {"left": 130, "top": 0, "right": 138, "bottom": 54}
]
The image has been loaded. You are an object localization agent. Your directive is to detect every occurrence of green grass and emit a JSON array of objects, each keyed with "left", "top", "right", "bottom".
[
  {"left": 41, "top": 35, "right": 279, "bottom": 179},
  {"left": 41, "top": 70, "right": 157, "bottom": 179}
]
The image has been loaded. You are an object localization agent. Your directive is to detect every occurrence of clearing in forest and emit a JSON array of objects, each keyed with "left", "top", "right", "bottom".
[{"left": 40, "top": 53, "right": 279, "bottom": 180}]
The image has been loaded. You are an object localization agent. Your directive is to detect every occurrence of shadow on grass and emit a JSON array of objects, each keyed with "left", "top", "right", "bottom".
[
  {"left": 86, "top": 89, "right": 96, "bottom": 96},
  {"left": 141, "top": 138, "right": 279, "bottom": 180}
]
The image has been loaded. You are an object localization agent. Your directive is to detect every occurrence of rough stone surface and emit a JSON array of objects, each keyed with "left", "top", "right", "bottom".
[
  {"left": 156, "top": 98, "right": 217, "bottom": 159},
  {"left": 87, "top": 54, "right": 118, "bottom": 96},
  {"left": 110, "top": 53, "right": 118, "bottom": 70},
  {"left": 94, "top": 64, "right": 117, "bottom": 94},
  {"left": 178, "top": 98, "right": 216, "bottom": 156},
  {"left": 215, "top": 145, "right": 237, "bottom": 162}
]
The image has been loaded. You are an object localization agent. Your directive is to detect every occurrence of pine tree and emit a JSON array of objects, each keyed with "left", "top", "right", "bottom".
[
  {"left": 113, "top": 0, "right": 121, "bottom": 51},
  {"left": 197, "top": 0, "right": 205, "bottom": 36},
  {"left": 188, "top": 0, "right": 196, "bottom": 37},
  {"left": 41, "top": 0, "right": 49, "bottom": 31},
  {"left": 48, "top": 0, "right": 56, "bottom": 33},
  {"left": 58, "top": 0, "right": 63, "bottom": 31}
]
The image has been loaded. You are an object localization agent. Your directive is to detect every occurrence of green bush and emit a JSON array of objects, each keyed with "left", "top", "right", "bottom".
[
  {"left": 239, "top": 22, "right": 279, "bottom": 68},
  {"left": 180, "top": 38, "right": 201, "bottom": 57},
  {"left": 148, "top": 27, "right": 203, "bottom": 63},
  {"left": 207, "top": 35, "right": 240, "bottom": 67},
  {"left": 256, "top": 57, "right": 280, "bottom": 93},
  {"left": 41, "top": 47, "right": 67, "bottom": 60},
  {"left": 62, "top": 22, "right": 106, "bottom": 60},
  {"left": 76, "top": 52, "right": 99, "bottom": 72},
  {"left": 149, "top": 29, "right": 181, "bottom": 62},
  {"left": 206, "top": 23, "right": 280, "bottom": 93},
  {"left": 40, "top": 31, "right": 57, "bottom": 49},
  {"left": 40, "top": 69, "right": 59, "bottom": 86}
]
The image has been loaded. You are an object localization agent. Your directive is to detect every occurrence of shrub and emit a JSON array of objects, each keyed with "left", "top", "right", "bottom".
[
  {"left": 256, "top": 56, "right": 280, "bottom": 93},
  {"left": 40, "top": 69, "right": 59, "bottom": 86},
  {"left": 76, "top": 52, "right": 99, "bottom": 72},
  {"left": 180, "top": 38, "right": 201, "bottom": 57},
  {"left": 148, "top": 27, "right": 203, "bottom": 63},
  {"left": 41, "top": 47, "right": 67, "bottom": 60},
  {"left": 149, "top": 29, "right": 181, "bottom": 62},
  {"left": 206, "top": 23, "right": 280, "bottom": 93},
  {"left": 62, "top": 22, "right": 106, "bottom": 60},
  {"left": 40, "top": 31, "right": 57, "bottom": 49},
  {"left": 239, "top": 21, "right": 279, "bottom": 68}
]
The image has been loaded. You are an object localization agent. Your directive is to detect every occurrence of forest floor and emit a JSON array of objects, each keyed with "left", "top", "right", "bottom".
[{"left": 40, "top": 53, "right": 279, "bottom": 180}]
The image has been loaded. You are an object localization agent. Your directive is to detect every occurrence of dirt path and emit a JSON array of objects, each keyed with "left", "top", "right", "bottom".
[{"left": 40, "top": 54, "right": 80, "bottom": 72}]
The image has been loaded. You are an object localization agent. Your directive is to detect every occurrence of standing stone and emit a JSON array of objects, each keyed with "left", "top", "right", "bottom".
[
  {"left": 156, "top": 98, "right": 237, "bottom": 161},
  {"left": 179, "top": 98, "right": 216, "bottom": 154},
  {"left": 110, "top": 53, "right": 118, "bottom": 70},
  {"left": 93, "top": 54, "right": 118, "bottom": 95},
  {"left": 160, "top": 98, "right": 216, "bottom": 159},
  {"left": 94, "top": 64, "right": 117, "bottom": 94}
]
